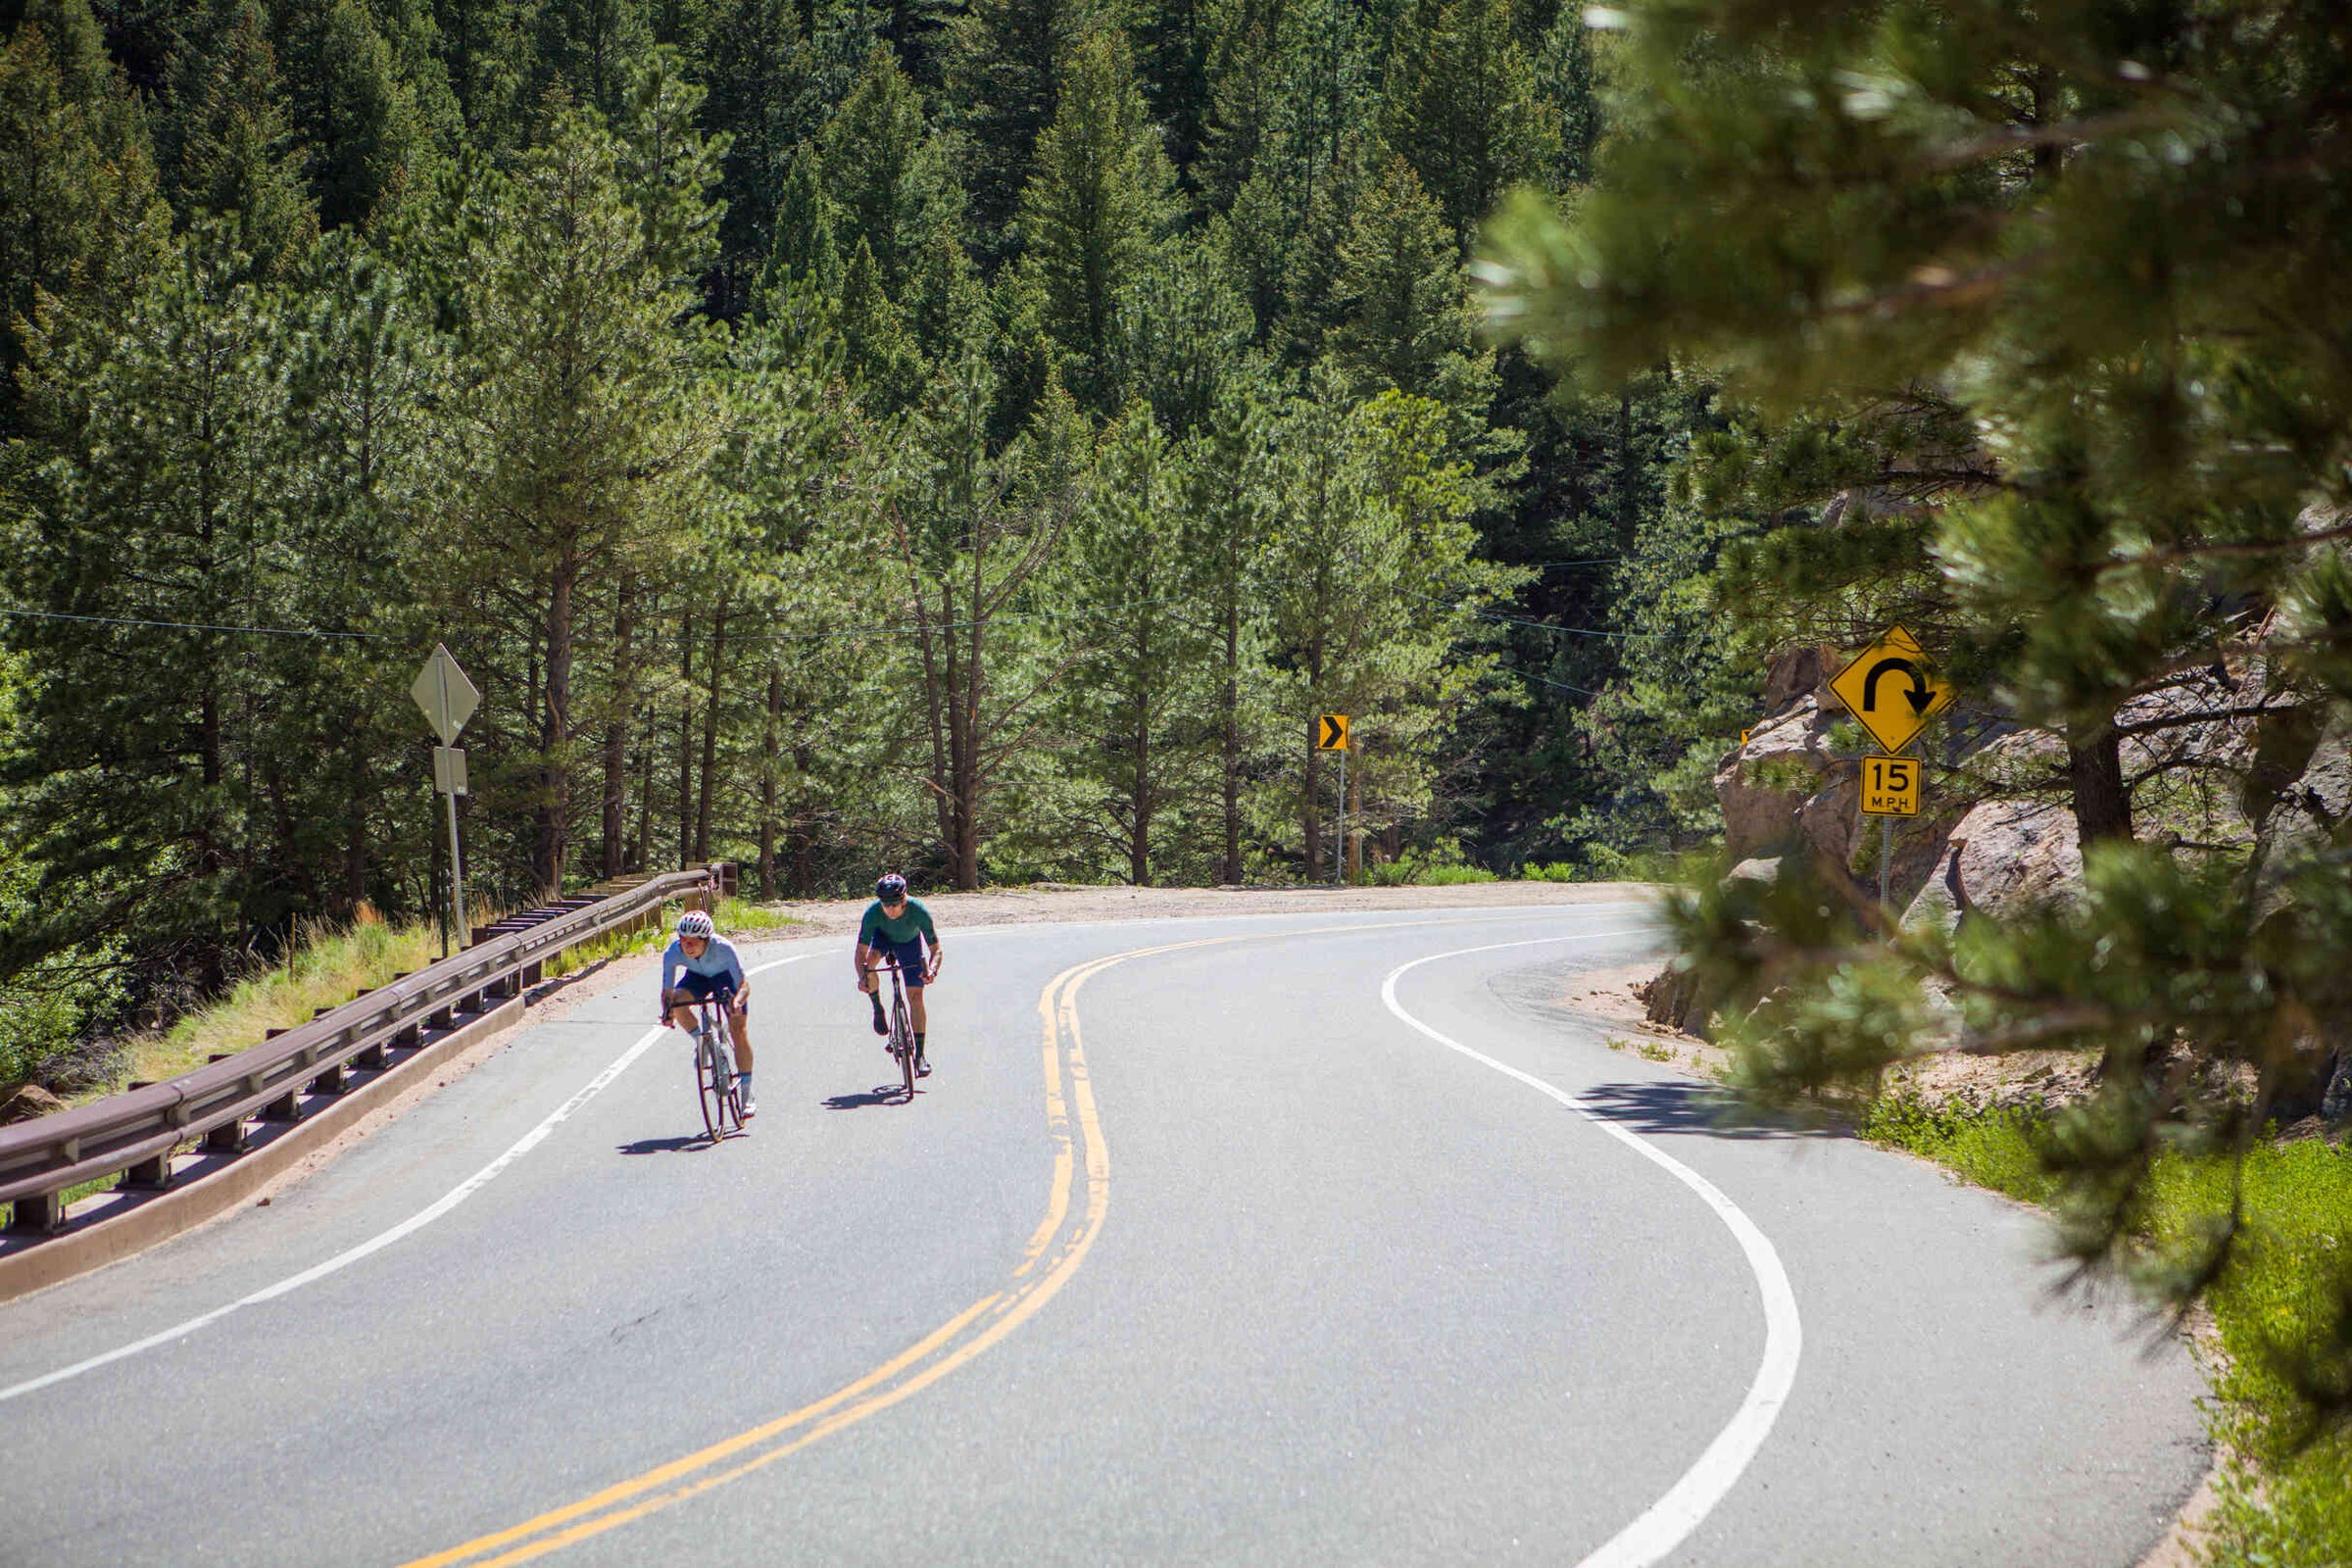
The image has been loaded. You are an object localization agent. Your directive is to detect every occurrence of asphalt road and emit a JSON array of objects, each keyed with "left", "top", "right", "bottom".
[{"left": 0, "top": 904, "right": 2208, "bottom": 1567}]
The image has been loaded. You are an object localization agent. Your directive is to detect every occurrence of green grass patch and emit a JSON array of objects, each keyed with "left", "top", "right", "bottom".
[
  {"left": 118, "top": 910, "right": 452, "bottom": 1097},
  {"left": 1865, "top": 1098, "right": 2352, "bottom": 1567},
  {"left": 714, "top": 897, "right": 803, "bottom": 932}
]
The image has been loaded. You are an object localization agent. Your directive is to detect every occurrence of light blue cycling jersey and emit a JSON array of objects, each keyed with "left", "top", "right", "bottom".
[{"left": 662, "top": 934, "right": 747, "bottom": 995}]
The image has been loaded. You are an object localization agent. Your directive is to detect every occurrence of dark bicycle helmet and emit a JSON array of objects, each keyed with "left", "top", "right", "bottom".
[{"left": 876, "top": 872, "right": 908, "bottom": 901}]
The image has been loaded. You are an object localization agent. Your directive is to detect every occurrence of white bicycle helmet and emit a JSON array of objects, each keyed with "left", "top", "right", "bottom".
[{"left": 676, "top": 909, "right": 716, "bottom": 940}]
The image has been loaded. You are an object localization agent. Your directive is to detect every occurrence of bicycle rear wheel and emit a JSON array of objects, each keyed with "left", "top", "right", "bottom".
[{"left": 698, "top": 1030, "right": 731, "bottom": 1140}]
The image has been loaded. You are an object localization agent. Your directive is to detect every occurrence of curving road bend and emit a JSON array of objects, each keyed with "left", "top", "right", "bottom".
[{"left": 0, "top": 905, "right": 2206, "bottom": 1567}]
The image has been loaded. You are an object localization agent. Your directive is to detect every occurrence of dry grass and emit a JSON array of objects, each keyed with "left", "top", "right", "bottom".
[
  {"left": 112, "top": 896, "right": 805, "bottom": 1096},
  {"left": 116, "top": 906, "right": 474, "bottom": 1094}
]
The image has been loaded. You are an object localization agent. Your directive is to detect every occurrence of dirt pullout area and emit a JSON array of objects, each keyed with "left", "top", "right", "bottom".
[{"left": 754, "top": 880, "right": 1659, "bottom": 941}]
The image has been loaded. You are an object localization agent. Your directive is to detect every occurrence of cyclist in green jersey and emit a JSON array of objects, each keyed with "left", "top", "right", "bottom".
[{"left": 856, "top": 872, "right": 942, "bottom": 1075}]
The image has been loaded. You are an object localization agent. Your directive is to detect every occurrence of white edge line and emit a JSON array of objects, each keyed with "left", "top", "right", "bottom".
[
  {"left": 0, "top": 953, "right": 815, "bottom": 1404},
  {"left": 1380, "top": 934, "right": 1803, "bottom": 1568}
]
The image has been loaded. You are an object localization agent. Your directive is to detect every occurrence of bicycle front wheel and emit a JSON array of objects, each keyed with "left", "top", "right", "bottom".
[
  {"left": 698, "top": 1034, "right": 731, "bottom": 1141},
  {"left": 894, "top": 1005, "right": 916, "bottom": 1102}
]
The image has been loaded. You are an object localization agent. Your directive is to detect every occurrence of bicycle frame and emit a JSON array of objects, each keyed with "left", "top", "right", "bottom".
[{"left": 865, "top": 960, "right": 918, "bottom": 1100}]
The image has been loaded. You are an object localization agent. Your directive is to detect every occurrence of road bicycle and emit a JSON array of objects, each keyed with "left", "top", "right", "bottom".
[
  {"left": 864, "top": 959, "right": 919, "bottom": 1102},
  {"left": 671, "top": 988, "right": 744, "bottom": 1142}
]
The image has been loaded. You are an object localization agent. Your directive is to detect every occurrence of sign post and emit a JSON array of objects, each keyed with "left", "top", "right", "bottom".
[
  {"left": 411, "top": 645, "right": 481, "bottom": 955},
  {"left": 1317, "top": 714, "right": 1350, "bottom": 885},
  {"left": 1834, "top": 628, "right": 1947, "bottom": 910},
  {"left": 1860, "top": 751, "right": 1922, "bottom": 908}
]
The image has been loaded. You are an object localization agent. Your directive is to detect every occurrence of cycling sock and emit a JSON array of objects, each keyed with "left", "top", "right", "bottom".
[{"left": 915, "top": 1033, "right": 926, "bottom": 1054}]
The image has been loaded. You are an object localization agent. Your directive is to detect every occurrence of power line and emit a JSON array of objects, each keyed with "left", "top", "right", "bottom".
[
  {"left": 1474, "top": 610, "right": 1666, "bottom": 641},
  {"left": 1521, "top": 668, "right": 1603, "bottom": 698},
  {"left": 0, "top": 605, "right": 388, "bottom": 640}
]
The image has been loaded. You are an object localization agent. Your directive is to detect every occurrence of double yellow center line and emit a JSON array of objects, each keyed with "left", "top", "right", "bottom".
[{"left": 400, "top": 936, "right": 1214, "bottom": 1568}]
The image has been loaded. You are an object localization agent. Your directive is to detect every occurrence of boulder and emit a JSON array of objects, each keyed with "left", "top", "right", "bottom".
[
  {"left": 1717, "top": 696, "right": 1850, "bottom": 863},
  {"left": 1904, "top": 792, "right": 2082, "bottom": 931},
  {"left": 0, "top": 1081, "right": 67, "bottom": 1124}
]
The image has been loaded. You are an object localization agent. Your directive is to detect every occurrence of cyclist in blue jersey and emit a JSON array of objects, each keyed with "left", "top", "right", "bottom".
[
  {"left": 662, "top": 908, "right": 756, "bottom": 1116},
  {"left": 855, "top": 873, "right": 941, "bottom": 1076}
]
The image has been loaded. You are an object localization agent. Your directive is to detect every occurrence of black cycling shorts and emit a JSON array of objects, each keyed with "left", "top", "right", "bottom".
[
  {"left": 674, "top": 969, "right": 745, "bottom": 1009},
  {"left": 867, "top": 935, "right": 927, "bottom": 988}
]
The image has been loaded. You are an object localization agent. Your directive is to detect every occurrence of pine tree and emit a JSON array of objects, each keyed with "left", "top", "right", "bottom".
[
  {"left": 528, "top": 0, "right": 649, "bottom": 118},
  {"left": 1054, "top": 407, "right": 1211, "bottom": 883},
  {"left": 820, "top": 43, "right": 954, "bottom": 296},
  {"left": 435, "top": 106, "right": 716, "bottom": 894},
  {"left": 612, "top": 46, "right": 729, "bottom": 282},
  {"left": 1193, "top": 0, "right": 1285, "bottom": 210},
  {"left": 428, "top": 0, "right": 530, "bottom": 142},
  {"left": 1262, "top": 369, "right": 1513, "bottom": 874},
  {"left": 3, "top": 220, "right": 289, "bottom": 979},
  {"left": 1380, "top": 0, "right": 1556, "bottom": 246},
  {"left": 0, "top": 0, "right": 172, "bottom": 428},
  {"left": 1331, "top": 154, "right": 1472, "bottom": 397},
  {"left": 1109, "top": 231, "right": 1252, "bottom": 433},
  {"left": 758, "top": 141, "right": 842, "bottom": 302},
  {"left": 939, "top": 0, "right": 1106, "bottom": 257},
  {"left": 1016, "top": 28, "right": 1176, "bottom": 409},
  {"left": 271, "top": 0, "right": 431, "bottom": 229},
  {"left": 888, "top": 349, "right": 1082, "bottom": 887},
  {"left": 1135, "top": 0, "right": 1213, "bottom": 185},
  {"left": 700, "top": 0, "right": 816, "bottom": 305},
  {"left": 267, "top": 231, "right": 444, "bottom": 912},
  {"left": 835, "top": 234, "right": 922, "bottom": 409},
  {"left": 1180, "top": 376, "right": 1277, "bottom": 883},
  {"left": 161, "top": 0, "right": 318, "bottom": 277}
]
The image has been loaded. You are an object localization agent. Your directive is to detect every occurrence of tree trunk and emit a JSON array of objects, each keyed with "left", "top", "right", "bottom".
[
  {"left": 1345, "top": 759, "right": 1360, "bottom": 879},
  {"left": 1302, "top": 724, "right": 1322, "bottom": 881},
  {"left": 1129, "top": 621, "right": 1152, "bottom": 886},
  {"left": 601, "top": 574, "right": 636, "bottom": 878},
  {"left": 534, "top": 558, "right": 576, "bottom": 898},
  {"left": 675, "top": 610, "right": 695, "bottom": 870},
  {"left": 2068, "top": 721, "right": 2133, "bottom": 845},
  {"left": 342, "top": 725, "right": 368, "bottom": 913},
  {"left": 1221, "top": 593, "right": 1243, "bottom": 886},
  {"left": 694, "top": 597, "right": 727, "bottom": 862},
  {"left": 633, "top": 700, "right": 657, "bottom": 872},
  {"left": 759, "top": 663, "right": 781, "bottom": 898},
  {"left": 1617, "top": 384, "right": 1637, "bottom": 551}
]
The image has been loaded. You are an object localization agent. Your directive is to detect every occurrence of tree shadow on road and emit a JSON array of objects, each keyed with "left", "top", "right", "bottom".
[{"left": 1577, "top": 1079, "right": 1849, "bottom": 1143}]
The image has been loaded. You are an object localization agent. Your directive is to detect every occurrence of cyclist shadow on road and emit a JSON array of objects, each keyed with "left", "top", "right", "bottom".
[
  {"left": 615, "top": 1135, "right": 719, "bottom": 1154},
  {"left": 822, "top": 1084, "right": 918, "bottom": 1110}
]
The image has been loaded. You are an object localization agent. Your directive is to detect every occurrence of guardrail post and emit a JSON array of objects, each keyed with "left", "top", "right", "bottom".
[
  {"left": 123, "top": 1152, "right": 175, "bottom": 1190},
  {"left": 261, "top": 1088, "right": 304, "bottom": 1122},
  {"left": 205, "top": 1120, "right": 250, "bottom": 1153},
  {"left": 6, "top": 1191, "right": 65, "bottom": 1235}
]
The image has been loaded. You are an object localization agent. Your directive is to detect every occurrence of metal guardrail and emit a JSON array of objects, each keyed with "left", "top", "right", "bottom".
[{"left": 0, "top": 862, "right": 737, "bottom": 1238}]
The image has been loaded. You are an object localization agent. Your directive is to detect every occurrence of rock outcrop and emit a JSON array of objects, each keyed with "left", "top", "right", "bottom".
[{"left": 0, "top": 1081, "right": 66, "bottom": 1124}]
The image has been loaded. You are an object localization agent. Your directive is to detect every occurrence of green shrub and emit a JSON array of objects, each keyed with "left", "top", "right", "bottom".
[{"left": 1866, "top": 1099, "right": 2352, "bottom": 1567}]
